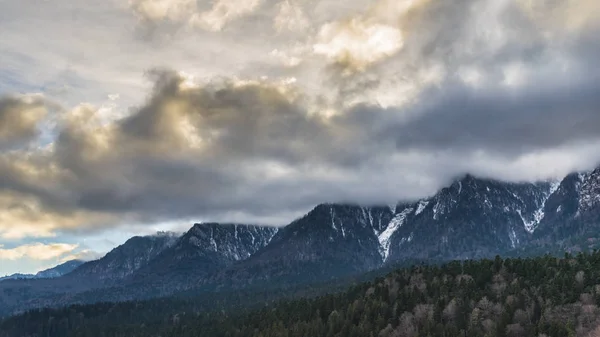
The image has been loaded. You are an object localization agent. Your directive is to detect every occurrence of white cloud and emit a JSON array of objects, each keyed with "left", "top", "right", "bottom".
[
  {"left": 130, "top": 0, "right": 265, "bottom": 32},
  {"left": 59, "top": 249, "right": 102, "bottom": 263},
  {"left": 273, "top": 0, "right": 310, "bottom": 33},
  {"left": 313, "top": 20, "right": 403, "bottom": 72},
  {"left": 502, "top": 62, "right": 527, "bottom": 87},
  {"left": 130, "top": 0, "right": 198, "bottom": 22},
  {"left": 192, "top": 0, "right": 263, "bottom": 31}
]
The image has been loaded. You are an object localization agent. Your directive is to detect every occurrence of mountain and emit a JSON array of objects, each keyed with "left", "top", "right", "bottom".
[
  {"left": 0, "top": 273, "right": 35, "bottom": 282},
  {"left": 35, "top": 260, "right": 85, "bottom": 279},
  {"left": 530, "top": 168, "right": 600, "bottom": 250},
  {"left": 0, "top": 232, "right": 181, "bottom": 316},
  {"left": 6, "top": 252, "right": 600, "bottom": 337},
  {"left": 22, "top": 224, "right": 280, "bottom": 307},
  {"left": 0, "top": 260, "right": 85, "bottom": 282},
  {"left": 208, "top": 176, "right": 558, "bottom": 288},
  {"left": 4, "top": 167, "right": 600, "bottom": 316},
  {"left": 126, "top": 223, "right": 278, "bottom": 294},
  {"left": 65, "top": 231, "right": 179, "bottom": 285},
  {"left": 211, "top": 204, "right": 394, "bottom": 287},
  {"left": 385, "top": 175, "right": 556, "bottom": 261}
]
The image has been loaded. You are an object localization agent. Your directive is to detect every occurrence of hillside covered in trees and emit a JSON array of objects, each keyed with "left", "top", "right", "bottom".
[{"left": 4, "top": 252, "right": 600, "bottom": 337}]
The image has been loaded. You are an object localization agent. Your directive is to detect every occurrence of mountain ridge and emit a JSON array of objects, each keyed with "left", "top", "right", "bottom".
[{"left": 3, "top": 167, "right": 600, "bottom": 316}]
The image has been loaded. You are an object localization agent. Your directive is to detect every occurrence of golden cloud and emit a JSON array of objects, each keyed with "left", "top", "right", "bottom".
[
  {"left": 313, "top": 19, "right": 403, "bottom": 74},
  {"left": 0, "top": 94, "right": 48, "bottom": 149},
  {"left": 0, "top": 243, "right": 79, "bottom": 261},
  {"left": 130, "top": 0, "right": 263, "bottom": 32}
]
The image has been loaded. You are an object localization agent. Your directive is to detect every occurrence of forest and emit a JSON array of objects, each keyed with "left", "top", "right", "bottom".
[{"left": 3, "top": 252, "right": 600, "bottom": 337}]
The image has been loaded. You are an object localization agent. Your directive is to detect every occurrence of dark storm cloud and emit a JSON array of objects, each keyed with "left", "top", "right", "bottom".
[
  {"left": 0, "top": 70, "right": 402, "bottom": 233},
  {"left": 4, "top": 47, "right": 600, "bottom": 236},
  {"left": 389, "top": 74, "right": 600, "bottom": 155}
]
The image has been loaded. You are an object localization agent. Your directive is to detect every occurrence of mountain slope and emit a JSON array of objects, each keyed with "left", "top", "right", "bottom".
[
  {"left": 52, "top": 224, "right": 280, "bottom": 306},
  {"left": 0, "top": 273, "right": 35, "bottom": 282},
  {"left": 0, "top": 232, "right": 180, "bottom": 316},
  {"left": 36, "top": 260, "right": 85, "bottom": 279},
  {"left": 7, "top": 252, "right": 600, "bottom": 337},
  {"left": 210, "top": 204, "right": 394, "bottom": 287},
  {"left": 386, "top": 175, "right": 553, "bottom": 262},
  {"left": 531, "top": 168, "right": 600, "bottom": 249},
  {"left": 127, "top": 223, "right": 278, "bottom": 293},
  {"left": 201, "top": 176, "right": 567, "bottom": 289},
  {"left": 65, "top": 232, "right": 179, "bottom": 285}
]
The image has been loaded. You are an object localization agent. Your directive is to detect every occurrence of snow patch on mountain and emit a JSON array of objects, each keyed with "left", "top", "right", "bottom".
[
  {"left": 210, "top": 227, "right": 218, "bottom": 252},
  {"left": 415, "top": 200, "right": 429, "bottom": 215},
  {"left": 378, "top": 207, "right": 413, "bottom": 261},
  {"left": 433, "top": 201, "right": 443, "bottom": 220},
  {"left": 519, "top": 180, "right": 562, "bottom": 234},
  {"left": 509, "top": 228, "right": 519, "bottom": 248},
  {"left": 330, "top": 208, "right": 337, "bottom": 231},
  {"left": 187, "top": 223, "right": 278, "bottom": 261}
]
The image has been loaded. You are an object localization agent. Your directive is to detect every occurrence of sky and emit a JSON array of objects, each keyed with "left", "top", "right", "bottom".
[{"left": 1, "top": 0, "right": 600, "bottom": 275}]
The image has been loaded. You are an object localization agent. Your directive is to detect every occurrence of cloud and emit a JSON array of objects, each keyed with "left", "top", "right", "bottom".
[
  {"left": 192, "top": 0, "right": 263, "bottom": 31},
  {"left": 388, "top": 73, "right": 600, "bottom": 156},
  {"left": 313, "top": 19, "right": 403, "bottom": 73},
  {"left": 0, "top": 242, "right": 97, "bottom": 275},
  {"left": 4, "top": 55, "right": 600, "bottom": 239},
  {"left": 59, "top": 249, "right": 102, "bottom": 263},
  {"left": 0, "top": 243, "right": 79, "bottom": 261},
  {"left": 0, "top": 70, "right": 398, "bottom": 234},
  {"left": 130, "top": 0, "right": 264, "bottom": 32},
  {"left": 273, "top": 0, "right": 310, "bottom": 33},
  {"left": 0, "top": 193, "right": 111, "bottom": 240},
  {"left": 130, "top": 0, "right": 197, "bottom": 23},
  {"left": 2, "top": 0, "right": 600, "bottom": 242},
  {"left": 0, "top": 95, "right": 48, "bottom": 150}
]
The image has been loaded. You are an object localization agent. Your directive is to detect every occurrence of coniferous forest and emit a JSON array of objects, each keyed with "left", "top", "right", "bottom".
[{"left": 4, "top": 252, "right": 600, "bottom": 337}]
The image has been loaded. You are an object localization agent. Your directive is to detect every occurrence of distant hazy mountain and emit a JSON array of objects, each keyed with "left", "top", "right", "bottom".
[
  {"left": 0, "top": 273, "right": 35, "bottom": 282},
  {"left": 0, "top": 232, "right": 181, "bottom": 316},
  {"left": 0, "top": 260, "right": 85, "bottom": 282}
]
